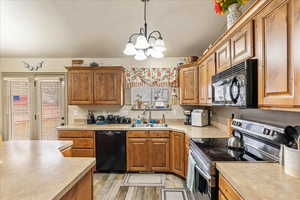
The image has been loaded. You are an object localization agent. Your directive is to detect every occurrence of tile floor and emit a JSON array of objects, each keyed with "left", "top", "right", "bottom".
[{"left": 93, "top": 173, "right": 194, "bottom": 200}]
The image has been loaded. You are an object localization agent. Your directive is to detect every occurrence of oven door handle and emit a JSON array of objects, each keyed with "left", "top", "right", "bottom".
[
  {"left": 195, "top": 165, "right": 211, "bottom": 181},
  {"left": 195, "top": 165, "right": 216, "bottom": 187}
]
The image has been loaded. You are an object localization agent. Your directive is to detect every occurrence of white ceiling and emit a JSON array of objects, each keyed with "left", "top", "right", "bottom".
[{"left": 0, "top": 0, "right": 226, "bottom": 58}]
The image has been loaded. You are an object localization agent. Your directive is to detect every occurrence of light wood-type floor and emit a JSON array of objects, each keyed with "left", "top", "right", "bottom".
[{"left": 93, "top": 173, "right": 194, "bottom": 200}]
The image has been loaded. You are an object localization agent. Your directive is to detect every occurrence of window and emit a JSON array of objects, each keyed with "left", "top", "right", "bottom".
[{"left": 131, "top": 86, "right": 171, "bottom": 110}]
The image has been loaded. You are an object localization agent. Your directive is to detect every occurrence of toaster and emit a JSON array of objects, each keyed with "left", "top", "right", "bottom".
[{"left": 191, "top": 109, "right": 209, "bottom": 127}]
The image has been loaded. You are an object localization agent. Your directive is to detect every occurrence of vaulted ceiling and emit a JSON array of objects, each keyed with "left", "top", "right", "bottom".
[{"left": 0, "top": 0, "right": 226, "bottom": 58}]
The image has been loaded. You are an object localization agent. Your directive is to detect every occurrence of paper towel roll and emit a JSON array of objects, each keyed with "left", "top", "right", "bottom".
[{"left": 284, "top": 145, "right": 300, "bottom": 177}]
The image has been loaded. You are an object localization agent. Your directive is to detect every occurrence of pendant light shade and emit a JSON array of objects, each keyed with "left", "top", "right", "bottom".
[
  {"left": 154, "top": 38, "right": 166, "bottom": 52},
  {"left": 151, "top": 49, "right": 164, "bottom": 59},
  {"left": 134, "top": 50, "right": 147, "bottom": 61},
  {"left": 135, "top": 35, "right": 149, "bottom": 50},
  {"left": 123, "top": 42, "right": 137, "bottom": 56}
]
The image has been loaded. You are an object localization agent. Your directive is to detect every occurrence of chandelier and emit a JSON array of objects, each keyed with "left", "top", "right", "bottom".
[{"left": 123, "top": 0, "right": 166, "bottom": 61}]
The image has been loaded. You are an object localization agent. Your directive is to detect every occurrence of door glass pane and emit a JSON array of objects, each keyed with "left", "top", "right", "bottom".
[
  {"left": 37, "top": 79, "right": 64, "bottom": 140},
  {"left": 6, "top": 80, "right": 32, "bottom": 140}
]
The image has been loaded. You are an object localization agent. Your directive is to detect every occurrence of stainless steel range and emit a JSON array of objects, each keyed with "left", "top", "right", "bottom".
[{"left": 189, "top": 119, "right": 293, "bottom": 200}]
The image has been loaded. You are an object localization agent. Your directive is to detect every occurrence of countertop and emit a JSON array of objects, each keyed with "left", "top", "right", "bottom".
[
  {"left": 216, "top": 162, "right": 300, "bottom": 200},
  {"left": 0, "top": 140, "right": 96, "bottom": 200},
  {"left": 56, "top": 122, "right": 228, "bottom": 139}
]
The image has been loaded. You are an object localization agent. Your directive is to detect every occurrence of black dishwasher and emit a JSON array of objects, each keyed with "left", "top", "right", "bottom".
[{"left": 95, "top": 131, "right": 126, "bottom": 172}]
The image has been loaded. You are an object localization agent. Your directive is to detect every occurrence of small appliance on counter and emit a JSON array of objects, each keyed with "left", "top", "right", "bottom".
[
  {"left": 183, "top": 110, "right": 192, "bottom": 125},
  {"left": 191, "top": 109, "right": 208, "bottom": 127},
  {"left": 87, "top": 111, "right": 96, "bottom": 124},
  {"left": 93, "top": 114, "right": 131, "bottom": 125}
]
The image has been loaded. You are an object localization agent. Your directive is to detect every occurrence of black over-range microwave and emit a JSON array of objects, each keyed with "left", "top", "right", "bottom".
[{"left": 212, "top": 59, "right": 258, "bottom": 108}]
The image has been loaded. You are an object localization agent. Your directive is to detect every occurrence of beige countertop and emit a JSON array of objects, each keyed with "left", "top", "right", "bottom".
[
  {"left": 0, "top": 140, "right": 96, "bottom": 200},
  {"left": 217, "top": 162, "right": 300, "bottom": 200},
  {"left": 56, "top": 122, "right": 228, "bottom": 139}
]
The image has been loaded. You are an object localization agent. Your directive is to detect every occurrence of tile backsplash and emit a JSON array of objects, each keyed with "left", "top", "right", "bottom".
[{"left": 68, "top": 105, "right": 185, "bottom": 124}]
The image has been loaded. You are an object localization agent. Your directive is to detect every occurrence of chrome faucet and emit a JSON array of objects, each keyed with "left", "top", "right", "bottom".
[{"left": 142, "top": 107, "right": 152, "bottom": 124}]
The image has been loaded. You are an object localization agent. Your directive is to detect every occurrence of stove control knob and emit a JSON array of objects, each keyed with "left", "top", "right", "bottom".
[
  {"left": 270, "top": 131, "right": 276, "bottom": 137},
  {"left": 237, "top": 122, "right": 242, "bottom": 126},
  {"left": 264, "top": 128, "right": 271, "bottom": 135}
]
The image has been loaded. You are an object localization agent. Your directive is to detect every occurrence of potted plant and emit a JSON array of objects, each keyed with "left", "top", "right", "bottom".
[{"left": 214, "top": 0, "right": 249, "bottom": 29}]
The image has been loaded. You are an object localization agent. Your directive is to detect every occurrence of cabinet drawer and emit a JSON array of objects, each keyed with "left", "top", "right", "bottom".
[
  {"left": 219, "top": 174, "right": 243, "bottom": 200},
  {"left": 60, "top": 138, "right": 94, "bottom": 149},
  {"left": 58, "top": 131, "right": 94, "bottom": 138},
  {"left": 127, "top": 131, "right": 148, "bottom": 138},
  {"left": 149, "top": 131, "right": 169, "bottom": 138},
  {"left": 72, "top": 149, "right": 94, "bottom": 157}
]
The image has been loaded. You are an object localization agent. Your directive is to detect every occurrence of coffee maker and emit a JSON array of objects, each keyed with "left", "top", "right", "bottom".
[{"left": 183, "top": 110, "right": 192, "bottom": 125}]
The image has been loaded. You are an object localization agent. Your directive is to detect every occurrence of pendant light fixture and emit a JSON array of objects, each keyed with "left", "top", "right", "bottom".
[{"left": 123, "top": 0, "right": 166, "bottom": 60}]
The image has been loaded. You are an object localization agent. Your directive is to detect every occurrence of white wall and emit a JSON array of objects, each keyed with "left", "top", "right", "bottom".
[{"left": 0, "top": 57, "right": 185, "bottom": 136}]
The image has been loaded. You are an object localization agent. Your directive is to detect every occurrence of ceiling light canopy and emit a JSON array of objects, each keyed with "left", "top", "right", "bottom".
[{"left": 123, "top": 0, "right": 166, "bottom": 60}]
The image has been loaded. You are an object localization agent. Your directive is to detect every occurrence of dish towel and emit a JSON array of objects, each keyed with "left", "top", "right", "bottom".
[{"left": 186, "top": 150, "right": 196, "bottom": 192}]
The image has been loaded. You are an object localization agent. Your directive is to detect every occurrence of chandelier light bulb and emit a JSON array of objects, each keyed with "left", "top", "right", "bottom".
[
  {"left": 123, "top": 42, "right": 137, "bottom": 56},
  {"left": 134, "top": 50, "right": 147, "bottom": 61},
  {"left": 135, "top": 35, "right": 149, "bottom": 50}
]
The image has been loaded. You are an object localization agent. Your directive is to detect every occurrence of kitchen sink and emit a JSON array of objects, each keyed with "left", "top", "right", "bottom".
[{"left": 130, "top": 123, "right": 168, "bottom": 128}]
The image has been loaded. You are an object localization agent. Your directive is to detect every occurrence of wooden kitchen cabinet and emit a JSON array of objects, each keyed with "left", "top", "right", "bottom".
[
  {"left": 68, "top": 70, "right": 94, "bottom": 105},
  {"left": 170, "top": 132, "right": 185, "bottom": 177},
  {"left": 61, "top": 147, "right": 72, "bottom": 157},
  {"left": 127, "top": 138, "right": 149, "bottom": 171},
  {"left": 126, "top": 131, "right": 170, "bottom": 172},
  {"left": 230, "top": 21, "right": 254, "bottom": 65},
  {"left": 61, "top": 169, "right": 93, "bottom": 200},
  {"left": 149, "top": 138, "right": 170, "bottom": 172},
  {"left": 255, "top": 0, "right": 297, "bottom": 108},
  {"left": 219, "top": 174, "right": 244, "bottom": 200},
  {"left": 206, "top": 54, "right": 216, "bottom": 104},
  {"left": 94, "top": 68, "right": 124, "bottom": 105},
  {"left": 66, "top": 66, "right": 124, "bottom": 105},
  {"left": 216, "top": 40, "right": 231, "bottom": 73},
  {"left": 199, "top": 64, "right": 208, "bottom": 105},
  {"left": 179, "top": 64, "right": 199, "bottom": 105},
  {"left": 197, "top": 53, "right": 216, "bottom": 106},
  {"left": 58, "top": 130, "right": 95, "bottom": 157},
  {"left": 184, "top": 135, "right": 190, "bottom": 178}
]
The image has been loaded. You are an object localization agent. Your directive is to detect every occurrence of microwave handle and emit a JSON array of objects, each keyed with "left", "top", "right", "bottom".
[{"left": 230, "top": 77, "right": 241, "bottom": 104}]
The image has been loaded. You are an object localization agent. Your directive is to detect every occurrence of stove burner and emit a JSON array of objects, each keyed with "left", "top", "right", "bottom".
[{"left": 192, "top": 138, "right": 247, "bottom": 162}]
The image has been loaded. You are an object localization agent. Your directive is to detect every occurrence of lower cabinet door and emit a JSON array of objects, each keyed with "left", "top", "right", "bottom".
[
  {"left": 149, "top": 138, "right": 170, "bottom": 172},
  {"left": 171, "top": 132, "right": 185, "bottom": 177},
  {"left": 127, "top": 138, "right": 149, "bottom": 171}
]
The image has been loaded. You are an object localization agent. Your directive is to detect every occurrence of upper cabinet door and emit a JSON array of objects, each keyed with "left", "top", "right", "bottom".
[
  {"left": 216, "top": 40, "right": 231, "bottom": 73},
  {"left": 179, "top": 66, "right": 199, "bottom": 105},
  {"left": 199, "top": 64, "right": 208, "bottom": 105},
  {"left": 94, "top": 69, "right": 124, "bottom": 105},
  {"left": 256, "top": 0, "right": 294, "bottom": 107},
  {"left": 206, "top": 54, "right": 216, "bottom": 104},
  {"left": 231, "top": 21, "right": 254, "bottom": 65},
  {"left": 68, "top": 70, "right": 93, "bottom": 105}
]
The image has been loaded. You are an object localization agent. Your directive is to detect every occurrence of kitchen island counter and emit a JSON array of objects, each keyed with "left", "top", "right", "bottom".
[
  {"left": 217, "top": 162, "right": 300, "bottom": 200},
  {"left": 0, "top": 140, "right": 95, "bottom": 200}
]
